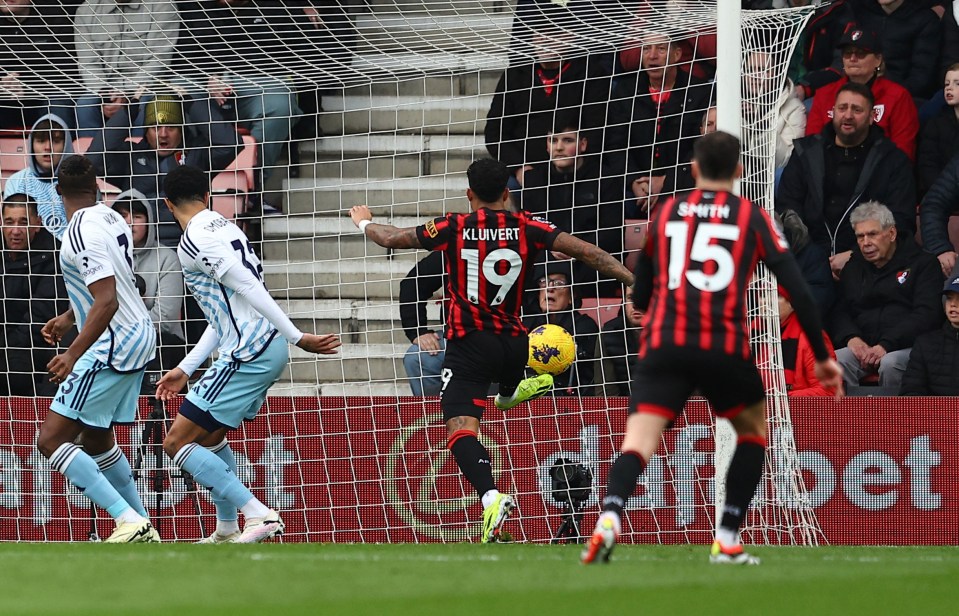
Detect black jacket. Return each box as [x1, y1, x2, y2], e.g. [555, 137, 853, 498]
[605, 69, 714, 187]
[849, 0, 941, 99]
[599, 312, 639, 397]
[830, 236, 944, 351]
[795, 0, 856, 97]
[775, 124, 916, 256]
[524, 310, 598, 396]
[917, 106, 959, 197]
[485, 57, 611, 169]
[919, 152, 959, 257]
[900, 322, 959, 395]
[0, 229, 72, 395]
[0, 4, 77, 94]
[399, 251, 446, 343]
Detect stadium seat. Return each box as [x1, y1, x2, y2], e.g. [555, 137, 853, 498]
[0, 134, 29, 188]
[97, 179, 122, 206]
[72, 136, 92, 155]
[624, 219, 648, 272]
[578, 297, 622, 329]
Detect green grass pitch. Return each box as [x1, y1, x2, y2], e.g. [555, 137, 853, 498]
[1, 544, 957, 615]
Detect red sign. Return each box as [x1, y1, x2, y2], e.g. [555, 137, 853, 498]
[0, 397, 955, 544]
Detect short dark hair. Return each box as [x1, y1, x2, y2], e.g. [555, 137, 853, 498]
[57, 155, 98, 196]
[467, 158, 510, 203]
[163, 165, 209, 207]
[552, 111, 579, 135]
[693, 131, 740, 181]
[2, 193, 38, 217]
[836, 81, 874, 109]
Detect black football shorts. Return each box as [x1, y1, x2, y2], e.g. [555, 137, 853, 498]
[439, 331, 529, 421]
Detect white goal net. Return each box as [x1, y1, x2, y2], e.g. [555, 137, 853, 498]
[0, 0, 820, 544]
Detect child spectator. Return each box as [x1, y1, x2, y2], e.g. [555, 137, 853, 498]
[776, 288, 840, 397]
[917, 63, 959, 196]
[2, 114, 74, 240]
[900, 276, 959, 396]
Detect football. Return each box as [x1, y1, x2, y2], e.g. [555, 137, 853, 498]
[528, 324, 576, 376]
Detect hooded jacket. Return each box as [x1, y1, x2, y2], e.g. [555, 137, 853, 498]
[830, 236, 944, 352]
[2, 114, 75, 240]
[116, 188, 186, 342]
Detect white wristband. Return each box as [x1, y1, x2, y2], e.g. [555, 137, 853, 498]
[358, 219, 371, 234]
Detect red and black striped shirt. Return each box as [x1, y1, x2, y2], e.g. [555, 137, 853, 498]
[416, 208, 560, 339]
[638, 189, 791, 359]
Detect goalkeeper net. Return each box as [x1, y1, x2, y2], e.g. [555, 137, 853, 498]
[0, 0, 820, 544]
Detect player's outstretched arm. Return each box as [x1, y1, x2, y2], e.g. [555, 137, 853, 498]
[41, 308, 75, 346]
[296, 333, 341, 354]
[350, 205, 422, 250]
[551, 232, 635, 287]
[156, 326, 220, 399]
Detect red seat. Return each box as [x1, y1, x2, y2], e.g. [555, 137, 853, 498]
[0, 136, 29, 188]
[579, 297, 622, 329]
[624, 219, 648, 272]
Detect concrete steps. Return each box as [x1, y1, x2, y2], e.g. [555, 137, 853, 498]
[282, 174, 469, 216]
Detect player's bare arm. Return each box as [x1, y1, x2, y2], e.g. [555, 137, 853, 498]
[296, 333, 342, 354]
[47, 277, 118, 382]
[349, 205, 423, 249]
[41, 308, 75, 346]
[551, 232, 634, 287]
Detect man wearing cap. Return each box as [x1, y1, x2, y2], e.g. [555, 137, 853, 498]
[804, 27, 918, 160]
[88, 93, 239, 246]
[900, 276, 959, 396]
[829, 201, 943, 393]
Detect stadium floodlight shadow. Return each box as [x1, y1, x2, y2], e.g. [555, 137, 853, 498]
[549, 457, 593, 544]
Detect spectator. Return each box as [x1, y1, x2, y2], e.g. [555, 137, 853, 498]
[0, 194, 71, 396]
[606, 33, 714, 215]
[485, 5, 611, 192]
[830, 201, 943, 393]
[599, 285, 643, 397]
[805, 28, 919, 160]
[111, 190, 186, 376]
[523, 262, 598, 396]
[88, 94, 239, 246]
[520, 116, 625, 297]
[918, 147, 959, 278]
[2, 114, 75, 241]
[400, 251, 446, 397]
[743, 50, 806, 172]
[847, 0, 941, 100]
[776, 288, 840, 397]
[0, 1, 77, 130]
[177, 0, 317, 186]
[900, 276, 959, 396]
[792, 0, 856, 97]
[917, 63, 959, 197]
[73, 0, 181, 138]
[777, 209, 836, 315]
[777, 82, 916, 279]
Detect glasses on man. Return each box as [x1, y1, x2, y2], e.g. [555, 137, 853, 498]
[538, 277, 569, 288]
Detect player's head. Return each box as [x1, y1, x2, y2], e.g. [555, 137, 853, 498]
[691, 131, 742, 184]
[163, 165, 209, 209]
[466, 158, 510, 209]
[850, 200, 897, 267]
[56, 155, 98, 203]
[832, 82, 873, 147]
[2, 193, 40, 252]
